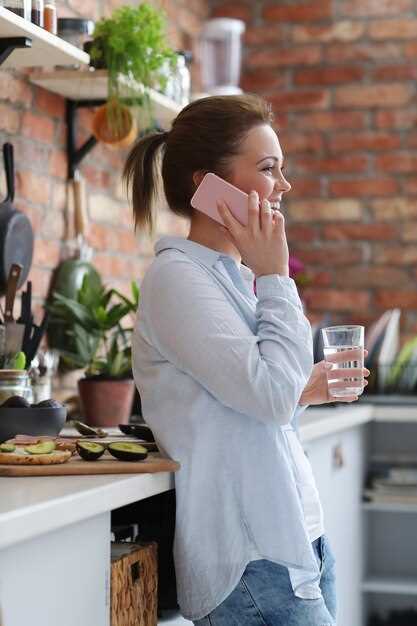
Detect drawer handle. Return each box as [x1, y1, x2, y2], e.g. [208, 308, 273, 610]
[131, 561, 141, 583]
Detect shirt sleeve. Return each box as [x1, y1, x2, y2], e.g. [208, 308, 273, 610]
[142, 259, 314, 427]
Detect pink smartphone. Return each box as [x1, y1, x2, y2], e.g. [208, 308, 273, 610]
[190, 172, 249, 226]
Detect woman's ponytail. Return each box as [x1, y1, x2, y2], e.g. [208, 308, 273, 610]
[123, 131, 168, 235]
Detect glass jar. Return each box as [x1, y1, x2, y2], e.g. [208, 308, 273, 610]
[0, 0, 27, 19]
[57, 18, 94, 49]
[43, 0, 56, 35]
[0, 370, 32, 405]
[175, 51, 192, 106]
[31, 0, 43, 26]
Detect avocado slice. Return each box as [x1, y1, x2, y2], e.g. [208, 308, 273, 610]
[108, 442, 148, 462]
[76, 441, 106, 461]
[25, 441, 55, 455]
[0, 443, 16, 453]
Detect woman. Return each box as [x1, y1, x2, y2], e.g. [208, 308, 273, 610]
[124, 94, 369, 626]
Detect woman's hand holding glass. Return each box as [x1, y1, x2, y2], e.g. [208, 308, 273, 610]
[217, 190, 289, 278]
[299, 349, 370, 406]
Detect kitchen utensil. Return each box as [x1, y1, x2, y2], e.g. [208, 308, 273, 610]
[24, 310, 49, 367]
[47, 170, 101, 352]
[0, 452, 180, 476]
[4, 262, 24, 355]
[17, 280, 33, 356]
[0, 406, 67, 443]
[0, 144, 34, 294]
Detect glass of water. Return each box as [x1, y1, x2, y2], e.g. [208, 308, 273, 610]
[321, 325, 365, 398]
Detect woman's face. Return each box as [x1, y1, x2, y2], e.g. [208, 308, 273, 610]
[226, 124, 291, 211]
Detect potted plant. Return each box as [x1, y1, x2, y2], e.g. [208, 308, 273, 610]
[47, 274, 140, 427]
[87, 3, 175, 147]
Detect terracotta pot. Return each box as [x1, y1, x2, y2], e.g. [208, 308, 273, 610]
[78, 378, 135, 427]
[92, 102, 137, 149]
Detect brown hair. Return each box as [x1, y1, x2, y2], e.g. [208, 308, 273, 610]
[123, 94, 274, 235]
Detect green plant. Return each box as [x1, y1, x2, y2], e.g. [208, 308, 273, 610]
[89, 3, 175, 133]
[47, 274, 139, 379]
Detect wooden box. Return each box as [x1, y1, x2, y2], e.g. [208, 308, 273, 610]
[111, 541, 158, 626]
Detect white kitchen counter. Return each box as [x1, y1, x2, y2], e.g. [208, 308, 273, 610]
[0, 401, 415, 626]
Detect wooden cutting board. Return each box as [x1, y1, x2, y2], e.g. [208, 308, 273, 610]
[0, 452, 180, 477]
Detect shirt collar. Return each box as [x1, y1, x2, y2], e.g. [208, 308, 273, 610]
[154, 236, 254, 280]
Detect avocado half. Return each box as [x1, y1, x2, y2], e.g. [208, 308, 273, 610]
[0, 443, 16, 453]
[25, 441, 55, 455]
[76, 441, 106, 461]
[108, 442, 148, 462]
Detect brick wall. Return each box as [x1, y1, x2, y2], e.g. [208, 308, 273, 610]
[211, 0, 417, 344]
[0, 0, 208, 324]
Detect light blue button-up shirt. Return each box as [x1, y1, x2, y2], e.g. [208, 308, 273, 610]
[132, 236, 323, 621]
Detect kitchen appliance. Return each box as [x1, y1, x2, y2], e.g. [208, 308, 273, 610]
[199, 18, 245, 95]
[4, 263, 24, 355]
[0, 144, 34, 293]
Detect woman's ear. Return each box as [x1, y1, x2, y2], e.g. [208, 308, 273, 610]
[192, 170, 207, 188]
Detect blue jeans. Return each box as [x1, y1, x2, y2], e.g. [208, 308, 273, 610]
[193, 534, 337, 626]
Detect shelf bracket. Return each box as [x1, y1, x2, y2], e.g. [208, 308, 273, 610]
[66, 98, 105, 179]
[0, 36, 31, 66]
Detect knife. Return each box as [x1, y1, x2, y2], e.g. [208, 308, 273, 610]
[4, 263, 25, 356]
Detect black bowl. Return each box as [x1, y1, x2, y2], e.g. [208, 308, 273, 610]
[0, 407, 67, 443]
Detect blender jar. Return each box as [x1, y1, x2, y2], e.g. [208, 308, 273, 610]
[199, 18, 246, 95]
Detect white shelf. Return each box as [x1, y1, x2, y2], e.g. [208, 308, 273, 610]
[0, 6, 89, 68]
[362, 501, 417, 513]
[30, 68, 182, 130]
[373, 405, 417, 422]
[362, 576, 417, 595]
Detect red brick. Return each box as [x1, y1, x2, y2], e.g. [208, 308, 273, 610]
[294, 154, 368, 174]
[371, 197, 417, 220]
[263, 0, 332, 22]
[278, 131, 323, 154]
[293, 245, 364, 265]
[49, 150, 67, 179]
[372, 65, 417, 82]
[67, 0, 100, 19]
[294, 66, 364, 86]
[334, 84, 413, 108]
[287, 178, 322, 197]
[309, 270, 332, 287]
[403, 179, 417, 195]
[21, 111, 55, 144]
[29, 267, 52, 299]
[240, 69, 287, 93]
[0, 72, 32, 106]
[290, 199, 362, 221]
[323, 223, 398, 241]
[244, 24, 287, 46]
[269, 90, 330, 112]
[34, 87, 65, 118]
[374, 108, 417, 129]
[401, 222, 417, 241]
[246, 46, 321, 69]
[212, 2, 253, 21]
[33, 239, 61, 268]
[330, 178, 398, 197]
[82, 165, 111, 189]
[292, 21, 365, 43]
[178, 7, 204, 35]
[326, 42, 403, 64]
[88, 224, 118, 251]
[294, 110, 366, 130]
[328, 131, 401, 152]
[375, 291, 417, 309]
[374, 244, 417, 264]
[369, 19, 417, 40]
[375, 153, 417, 174]
[333, 266, 409, 288]
[287, 224, 318, 243]
[339, 0, 412, 17]
[404, 41, 417, 59]
[304, 288, 370, 311]
[0, 104, 20, 133]
[17, 170, 50, 205]
[404, 131, 417, 148]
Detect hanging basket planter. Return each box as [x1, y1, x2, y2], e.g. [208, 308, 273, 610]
[92, 101, 138, 149]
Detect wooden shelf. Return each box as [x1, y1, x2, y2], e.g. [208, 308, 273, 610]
[0, 6, 89, 68]
[362, 576, 417, 595]
[30, 69, 182, 130]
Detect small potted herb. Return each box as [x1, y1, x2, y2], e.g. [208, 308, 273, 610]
[47, 274, 139, 426]
[87, 3, 175, 147]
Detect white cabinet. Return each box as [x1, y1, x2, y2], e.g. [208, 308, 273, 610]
[303, 424, 367, 626]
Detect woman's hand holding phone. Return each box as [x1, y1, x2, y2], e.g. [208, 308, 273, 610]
[217, 191, 289, 279]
